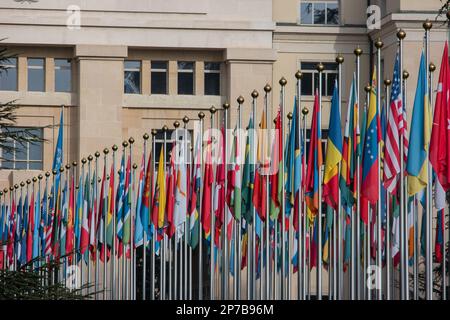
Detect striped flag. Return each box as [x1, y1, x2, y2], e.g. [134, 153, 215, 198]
[189, 133, 202, 249]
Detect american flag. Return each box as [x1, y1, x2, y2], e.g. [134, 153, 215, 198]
[383, 53, 401, 194]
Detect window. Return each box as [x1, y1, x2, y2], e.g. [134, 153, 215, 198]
[0, 57, 17, 91]
[124, 60, 141, 94]
[154, 129, 192, 168]
[28, 58, 45, 92]
[0, 127, 43, 170]
[55, 58, 72, 92]
[300, 62, 338, 96]
[178, 61, 194, 95]
[300, 1, 339, 25]
[151, 61, 168, 94]
[204, 62, 221, 96]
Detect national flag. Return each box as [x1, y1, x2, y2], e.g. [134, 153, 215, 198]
[323, 81, 342, 211]
[202, 135, 213, 241]
[152, 149, 166, 230]
[189, 133, 202, 249]
[269, 109, 282, 221]
[65, 174, 75, 260]
[242, 111, 255, 224]
[174, 136, 188, 240]
[122, 154, 132, 245]
[407, 52, 431, 196]
[80, 171, 90, 255]
[105, 163, 115, 247]
[253, 110, 268, 221]
[134, 154, 146, 247]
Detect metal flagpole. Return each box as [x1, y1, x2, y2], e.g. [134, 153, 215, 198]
[294, 72, 303, 300]
[129, 138, 136, 300]
[172, 120, 179, 301]
[251, 91, 258, 300]
[364, 84, 371, 300]
[286, 112, 293, 300]
[111, 144, 118, 300]
[316, 64, 324, 300]
[423, 19, 433, 301]
[384, 78, 392, 301]
[103, 149, 109, 299]
[151, 129, 157, 300]
[161, 125, 168, 300]
[301, 107, 309, 300]
[375, 38, 384, 301]
[279, 77, 287, 299]
[183, 116, 192, 300]
[336, 55, 344, 301]
[198, 111, 205, 300]
[94, 151, 100, 299]
[87, 155, 93, 296]
[142, 133, 149, 300]
[236, 96, 245, 300]
[264, 85, 271, 300]
[222, 103, 230, 300]
[354, 47, 363, 300]
[79, 160, 85, 293]
[209, 107, 217, 300]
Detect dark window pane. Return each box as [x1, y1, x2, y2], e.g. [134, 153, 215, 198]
[178, 73, 194, 95]
[55, 59, 71, 92]
[205, 73, 220, 95]
[178, 61, 194, 71]
[29, 162, 43, 170]
[152, 61, 167, 70]
[301, 72, 313, 95]
[327, 3, 339, 25]
[1, 161, 13, 169]
[313, 73, 326, 95]
[323, 62, 338, 71]
[313, 3, 326, 24]
[124, 61, 141, 94]
[300, 3, 313, 24]
[28, 58, 45, 92]
[29, 142, 42, 161]
[327, 73, 337, 96]
[205, 62, 220, 71]
[301, 62, 316, 70]
[0, 57, 17, 91]
[15, 161, 27, 170]
[15, 144, 27, 161]
[151, 72, 167, 94]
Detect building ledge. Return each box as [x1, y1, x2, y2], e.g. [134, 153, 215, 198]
[0, 91, 75, 107]
[123, 94, 224, 110]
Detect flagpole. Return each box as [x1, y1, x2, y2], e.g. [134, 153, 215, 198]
[236, 96, 244, 300]
[198, 111, 205, 300]
[94, 151, 100, 299]
[183, 116, 192, 300]
[102, 148, 109, 299]
[384, 78, 392, 301]
[161, 124, 168, 300]
[286, 112, 293, 300]
[364, 84, 371, 300]
[264, 85, 271, 300]
[221, 103, 229, 300]
[80, 159, 86, 293]
[172, 120, 179, 301]
[209, 106, 217, 300]
[423, 19, 433, 301]
[151, 129, 157, 300]
[301, 107, 309, 300]
[315, 64, 324, 300]
[141, 133, 149, 300]
[250, 91, 258, 300]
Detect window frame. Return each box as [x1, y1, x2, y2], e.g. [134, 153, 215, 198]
[27, 57, 46, 92]
[177, 61, 195, 95]
[299, 1, 340, 26]
[124, 60, 142, 94]
[54, 58, 72, 93]
[151, 60, 168, 95]
[0, 127, 44, 170]
[204, 62, 221, 96]
[154, 129, 193, 168]
[0, 57, 18, 91]
[299, 61, 338, 97]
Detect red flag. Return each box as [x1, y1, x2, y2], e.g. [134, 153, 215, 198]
[214, 128, 225, 248]
[165, 145, 176, 238]
[201, 139, 213, 241]
[26, 191, 35, 263]
[66, 175, 75, 262]
[252, 111, 268, 221]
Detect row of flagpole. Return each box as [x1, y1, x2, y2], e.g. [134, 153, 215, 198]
[0, 19, 449, 300]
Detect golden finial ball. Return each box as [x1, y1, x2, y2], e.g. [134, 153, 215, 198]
[45, 171, 50, 177]
[112, 144, 118, 152]
[210, 106, 217, 114]
[287, 112, 293, 120]
[198, 111, 205, 119]
[173, 120, 180, 128]
[26, 179, 31, 185]
[129, 137, 135, 144]
[302, 107, 309, 115]
[237, 96, 245, 104]
[264, 83, 272, 93]
[52, 169, 57, 175]
[183, 116, 190, 123]
[143, 133, 150, 140]
[384, 79, 391, 86]
[162, 125, 169, 132]
[81, 158, 87, 164]
[279, 77, 287, 86]
[103, 148, 109, 155]
[222, 103, 230, 110]
[3, 188, 8, 193]
[38, 174, 43, 180]
[354, 47, 363, 56]
[88, 155, 93, 161]
[295, 71, 302, 80]
[374, 38, 383, 49]
[364, 85, 372, 92]
[397, 29, 406, 40]
[95, 151, 100, 158]
[59, 167, 64, 173]
[336, 55, 344, 64]
[14, 184, 19, 189]
[0, 191, 3, 196]
[423, 20, 432, 30]
[403, 70, 409, 80]
[151, 129, 158, 136]
[72, 161, 77, 167]
[429, 63, 436, 72]
[251, 90, 259, 99]
[122, 140, 129, 148]
[132, 163, 138, 170]
[65, 164, 70, 170]
[316, 63, 324, 72]
[32, 177, 37, 183]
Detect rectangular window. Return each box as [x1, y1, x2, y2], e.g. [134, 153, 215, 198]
[204, 62, 221, 96]
[55, 58, 72, 92]
[300, 61, 338, 96]
[0, 57, 17, 91]
[300, 1, 339, 25]
[151, 61, 168, 94]
[154, 129, 192, 168]
[28, 58, 45, 92]
[178, 61, 194, 95]
[0, 127, 43, 170]
[124, 60, 141, 94]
